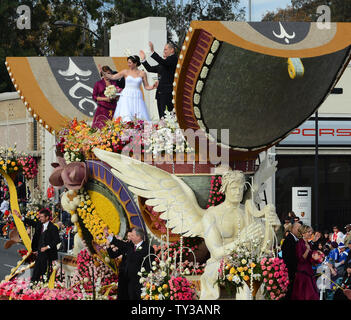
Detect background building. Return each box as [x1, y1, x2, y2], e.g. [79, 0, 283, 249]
[275, 63, 351, 231]
[0, 92, 56, 200]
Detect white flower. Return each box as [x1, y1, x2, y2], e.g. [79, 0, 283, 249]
[205, 53, 214, 65]
[200, 66, 209, 79]
[152, 266, 157, 271]
[211, 40, 220, 53]
[196, 80, 204, 93]
[140, 267, 146, 273]
[194, 93, 201, 105]
[161, 271, 167, 277]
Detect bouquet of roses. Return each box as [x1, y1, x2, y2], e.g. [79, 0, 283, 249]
[260, 257, 289, 300]
[19, 155, 38, 180]
[104, 85, 120, 100]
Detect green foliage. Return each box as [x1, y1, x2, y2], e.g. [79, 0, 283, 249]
[262, 0, 351, 22]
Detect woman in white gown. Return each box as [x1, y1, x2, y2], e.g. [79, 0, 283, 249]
[100, 55, 155, 122]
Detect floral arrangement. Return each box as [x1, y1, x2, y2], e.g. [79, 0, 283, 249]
[73, 189, 110, 245]
[206, 175, 224, 208]
[57, 110, 193, 161]
[71, 249, 118, 296]
[0, 146, 38, 179]
[217, 243, 262, 296]
[0, 278, 83, 300]
[25, 209, 39, 221]
[139, 255, 197, 300]
[18, 155, 38, 179]
[1, 210, 15, 236]
[104, 85, 121, 99]
[0, 249, 119, 300]
[260, 257, 289, 300]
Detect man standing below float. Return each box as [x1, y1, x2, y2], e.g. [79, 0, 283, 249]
[140, 41, 178, 119]
[105, 227, 154, 300]
[13, 208, 60, 283]
[281, 222, 300, 300]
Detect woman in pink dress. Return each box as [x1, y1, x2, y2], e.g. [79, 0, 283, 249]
[291, 224, 320, 300]
[92, 65, 123, 129]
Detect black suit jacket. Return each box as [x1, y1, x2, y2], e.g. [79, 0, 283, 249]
[110, 237, 154, 299]
[281, 232, 298, 275]
[24, 218, 60, 261]
[142, 52, 178, 98]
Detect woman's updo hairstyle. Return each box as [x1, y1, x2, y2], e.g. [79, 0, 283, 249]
[127, 55, 141, 67]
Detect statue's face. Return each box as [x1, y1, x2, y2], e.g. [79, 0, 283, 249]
[225, 181, 244, 203]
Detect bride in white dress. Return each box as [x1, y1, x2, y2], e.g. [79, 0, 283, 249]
[100, 55, 156, 122]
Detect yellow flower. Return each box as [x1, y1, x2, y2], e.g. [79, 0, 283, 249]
[158, 287, 162, 293]
[154, 295, 159, 300]
[243, 275, 249, 281]
[162, 284, 168, 290]
[11, 161, 16, 166]
[250, 263, 256, 268]
[14, 167, 18, 171]
[229, 267, 236, 274]
[237, 267, 243, 273]
[2, 165, 6, 170]
[0, 161, 3, 165]
[227, 275, 233, 282]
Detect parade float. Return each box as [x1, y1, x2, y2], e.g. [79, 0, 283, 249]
[2, 21, 351, 300]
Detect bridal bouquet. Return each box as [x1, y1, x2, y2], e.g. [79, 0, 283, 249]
[104, 85, 119, 99]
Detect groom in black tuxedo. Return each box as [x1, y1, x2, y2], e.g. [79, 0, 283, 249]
[14, 208, 60, 282]
[140, 41, 178, 118]
[281, 222, 300, 299]
[106, 227, 154, 300]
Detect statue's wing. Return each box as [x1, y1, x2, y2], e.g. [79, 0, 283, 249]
[93, 148, 206, 237]
[250, 156, 277, 205]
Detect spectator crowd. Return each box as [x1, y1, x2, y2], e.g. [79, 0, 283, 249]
[279, 211, 351, 300]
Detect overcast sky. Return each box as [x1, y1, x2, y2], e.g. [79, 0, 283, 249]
[242, 0, 292, 21]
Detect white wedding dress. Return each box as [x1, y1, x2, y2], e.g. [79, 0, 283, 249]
[113, 75, 150, 122]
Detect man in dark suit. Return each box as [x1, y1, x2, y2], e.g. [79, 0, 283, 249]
[281, 222, 300, 299]
[14, 208, 60, 282]
[105, 226, 154, 300]
[106, 228, 132, 300]
[140, 41, 178, 118]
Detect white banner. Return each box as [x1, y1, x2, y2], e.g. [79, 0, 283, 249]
[292, 187, 312, 225]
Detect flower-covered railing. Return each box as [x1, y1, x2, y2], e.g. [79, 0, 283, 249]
[57, 110, 194, 163]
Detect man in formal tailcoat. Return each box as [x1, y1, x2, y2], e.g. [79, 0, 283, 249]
[281, 222, 300, 299]
[105, 226, 154, 300]
[140, 41, 178, 118]
[14, 208, 60, 282]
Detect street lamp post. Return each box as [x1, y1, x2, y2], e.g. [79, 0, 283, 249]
[53, 20, 109, 56]
[248, 0, 252, 22]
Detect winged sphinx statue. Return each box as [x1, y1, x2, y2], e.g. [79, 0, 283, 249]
[93, 148, 281, 300]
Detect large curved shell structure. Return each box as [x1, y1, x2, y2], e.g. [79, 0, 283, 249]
[174, 21, 351, 160]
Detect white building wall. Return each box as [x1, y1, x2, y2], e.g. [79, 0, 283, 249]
[110, 17, 168, 121]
